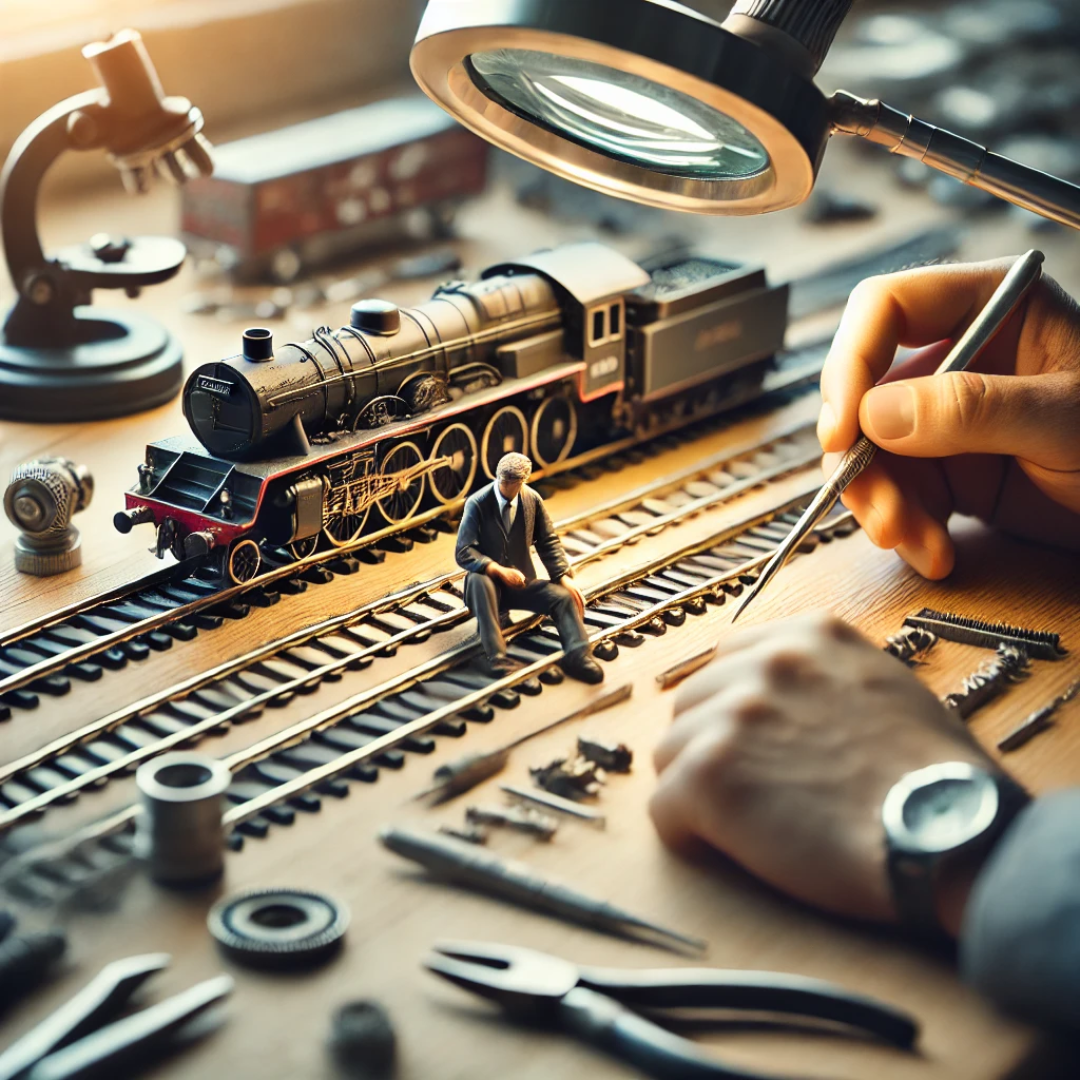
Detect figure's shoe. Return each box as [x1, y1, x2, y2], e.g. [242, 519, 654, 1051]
[560, 649, 604, 685]
[479, 654, 522, 679]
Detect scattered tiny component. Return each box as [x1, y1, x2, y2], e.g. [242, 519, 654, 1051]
[391, 247, 462, 281]
[424, 942, 919, 1078]
[466, 805, 559, 842]
[438, 823, 489, 846]
[0, 929, 67, 1011]
[577, 735, 633, 773]
[208, 887, 349, 969]
[805, 188, 878, 225]
[413, 684, 631, 804]
[328, 1000, 397, 1079]
[904, 608, 1067, 661]
[943, 645, 1031, 721]
[379, 826, 706, 954]
[997, 677, 1080, 753]
[135, 753, 231, 886]
[0, 952, 232, 1080]
[657, 646, 717, 690]
[4, 459, 93, 576]
[529, 756, 604, 801]
[883, 626, 938, 666]
[500, 784, 606, 828]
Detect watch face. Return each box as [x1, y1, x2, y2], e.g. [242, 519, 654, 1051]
[884, 763, 1001, 854]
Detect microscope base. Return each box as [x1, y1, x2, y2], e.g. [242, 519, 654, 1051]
[0, 306, 183, 422]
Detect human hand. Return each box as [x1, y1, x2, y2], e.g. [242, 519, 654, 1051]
[488, 563, 526, 589]
[649, 614, 997, 932]
[818, 257, 1080, 579]
[559, 576, 586, 620]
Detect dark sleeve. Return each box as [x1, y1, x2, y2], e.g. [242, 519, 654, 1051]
[959, 789, 1080, 1032]
[455, 497, 491, 575]
[531, 491, 570, 582]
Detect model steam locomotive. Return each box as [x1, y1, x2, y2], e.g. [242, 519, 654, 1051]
[115, 242, 788, 582]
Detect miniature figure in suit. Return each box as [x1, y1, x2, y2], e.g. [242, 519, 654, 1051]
[455, 452, 603, 684]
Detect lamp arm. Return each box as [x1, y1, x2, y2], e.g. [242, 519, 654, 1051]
[0, 90, 104, 297]
[830, 90, 1080, 232]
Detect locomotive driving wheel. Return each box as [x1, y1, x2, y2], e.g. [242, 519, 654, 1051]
[376, 440, 424, 524]
[480, 405, 528, 479]
[323, 505, 370, 548]
[287, 534, 319, 560]
[530, 395, 578, 469]
[428, 423, 478, 504]
[226, 538, 262, 584]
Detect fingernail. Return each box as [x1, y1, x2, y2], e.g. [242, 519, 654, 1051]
[864, 384, 915, 441]
[817, 402, 837, 447]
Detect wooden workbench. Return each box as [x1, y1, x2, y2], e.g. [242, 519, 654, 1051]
[1, 140, 1078, 1080]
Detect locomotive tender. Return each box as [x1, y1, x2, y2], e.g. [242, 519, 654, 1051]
[115, 242, 788, 583]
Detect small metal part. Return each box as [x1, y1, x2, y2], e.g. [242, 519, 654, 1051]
[413, 684, 632, 804]
[0, 930, 67, 1008]
[379, 826, 706, 955]
[4, 458, 94, 576]
[328, 1000, 397, 1078]
[883, 626, 938, 666]
[439, 823, 489, 845]
[657, 646, 717, 690]
[501, 784, 606, 827]
[208, 887, 349, 969]
[135, 753, 231, 886]
[529, 756, 604, 800]
[577, 736, 633, 773]
[466, 805, 558, 841]
[904, 609, 1067, 661]
[997, 677, 1080, 753]
[943, 645, 1030, 721]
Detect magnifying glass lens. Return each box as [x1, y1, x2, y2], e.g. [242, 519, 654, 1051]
[468, 48, 770, 180]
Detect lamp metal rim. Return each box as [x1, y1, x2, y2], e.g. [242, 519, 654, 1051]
[411, 0, 831, 215]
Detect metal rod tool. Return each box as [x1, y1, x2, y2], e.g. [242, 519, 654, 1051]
[379, 825, 705, 955]
[731, 248, 1046, 623]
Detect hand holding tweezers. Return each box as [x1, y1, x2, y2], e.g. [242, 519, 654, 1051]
[0, 952, 232, 1080]
[425, 941, 918, 1080]
[731, 248, 1045, 623]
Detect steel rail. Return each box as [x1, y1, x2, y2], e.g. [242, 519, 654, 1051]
[0, 495, 855, 883]
[0, 349, 825, 675]
[0, 430, 819, 825]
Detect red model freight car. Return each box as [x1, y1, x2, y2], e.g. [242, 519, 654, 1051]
[181, 96, 489, 282]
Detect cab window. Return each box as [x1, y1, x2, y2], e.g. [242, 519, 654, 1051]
[590, 307, 606, 345]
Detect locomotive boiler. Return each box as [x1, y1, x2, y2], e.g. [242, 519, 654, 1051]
[116, 242, 788, 583]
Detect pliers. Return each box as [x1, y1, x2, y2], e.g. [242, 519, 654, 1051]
[425, 941, 919, 1080]
[0, 953, 232, 1080]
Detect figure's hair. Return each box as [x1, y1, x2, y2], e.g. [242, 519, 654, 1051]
[496, 452, 532, 482]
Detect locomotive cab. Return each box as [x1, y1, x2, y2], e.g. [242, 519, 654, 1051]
[482, 243, 649, 402]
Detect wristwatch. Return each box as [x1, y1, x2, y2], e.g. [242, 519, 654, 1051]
[882, 761, 1030, 937]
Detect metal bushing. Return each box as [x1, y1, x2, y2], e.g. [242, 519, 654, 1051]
[135, 753, 231, 886]
[208, 888, 349, 969]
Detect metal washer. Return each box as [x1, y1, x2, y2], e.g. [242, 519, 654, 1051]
[208, 887, 349, 968]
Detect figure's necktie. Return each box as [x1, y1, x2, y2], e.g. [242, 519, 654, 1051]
[501, 500, 512, 534]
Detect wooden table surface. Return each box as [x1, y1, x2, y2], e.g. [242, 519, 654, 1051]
[1, 139, 1078, 1080]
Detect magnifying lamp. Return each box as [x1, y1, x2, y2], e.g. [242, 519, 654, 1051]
[409, 0, 1080, 228]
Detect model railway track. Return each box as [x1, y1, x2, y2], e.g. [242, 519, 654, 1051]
[0, 488, 857, 905]
[0, 421, 823, 830]
[0, 346, 826, 714]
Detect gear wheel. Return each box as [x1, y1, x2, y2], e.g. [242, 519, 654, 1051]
[208, 887, 349, 969]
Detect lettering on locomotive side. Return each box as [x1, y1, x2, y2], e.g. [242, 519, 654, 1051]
[589, 355, 620, 379]
[196, 376, 233, 397]
[695, 320, 743, 351]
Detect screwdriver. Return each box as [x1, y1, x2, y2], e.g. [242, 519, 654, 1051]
[411, 683, 632, 804]
[379, 825, 706, 955]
